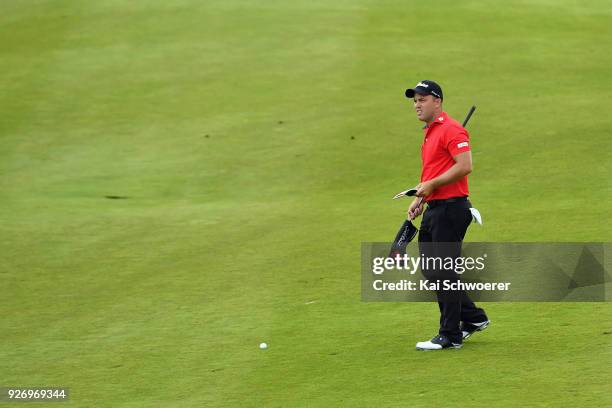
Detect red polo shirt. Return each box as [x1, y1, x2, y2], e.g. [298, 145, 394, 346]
[421, 111, 470, 201]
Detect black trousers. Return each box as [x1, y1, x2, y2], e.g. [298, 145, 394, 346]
[418, 198, 487, 343]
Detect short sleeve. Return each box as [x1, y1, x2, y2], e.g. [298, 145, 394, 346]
[446, 126, 471, 157]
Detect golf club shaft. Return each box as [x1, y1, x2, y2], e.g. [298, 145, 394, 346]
[462, 105, 476, 127]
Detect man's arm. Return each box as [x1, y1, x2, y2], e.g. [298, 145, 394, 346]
[415, 151, 472, 197]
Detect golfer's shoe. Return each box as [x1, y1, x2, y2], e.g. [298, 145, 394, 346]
[416, 335, 462, 351]
[461, 320, 490, 340]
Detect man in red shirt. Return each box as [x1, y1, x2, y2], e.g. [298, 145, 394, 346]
[404, 80, 489, 350]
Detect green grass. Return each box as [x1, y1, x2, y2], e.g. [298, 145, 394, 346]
[1, 0, 611, 406]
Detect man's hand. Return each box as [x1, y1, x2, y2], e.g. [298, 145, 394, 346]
[407, 197, 424, 220]
[416, 180, 437, 197]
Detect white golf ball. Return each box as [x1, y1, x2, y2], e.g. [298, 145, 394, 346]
[259, 342, 268, 349]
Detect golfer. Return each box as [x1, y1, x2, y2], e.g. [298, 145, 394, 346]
[404, 80, 489, 350]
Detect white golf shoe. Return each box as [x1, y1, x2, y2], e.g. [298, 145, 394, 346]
[461, 320, 490, 340]
[416, 335, 462, 351]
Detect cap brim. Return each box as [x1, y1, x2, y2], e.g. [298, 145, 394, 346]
[405, 88, 430, 98]
[405, 89, 443, 100]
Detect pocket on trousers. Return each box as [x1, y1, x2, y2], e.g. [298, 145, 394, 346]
[444, 205, 472, 240]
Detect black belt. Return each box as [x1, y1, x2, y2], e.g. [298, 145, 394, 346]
[426, 196, 469, 208]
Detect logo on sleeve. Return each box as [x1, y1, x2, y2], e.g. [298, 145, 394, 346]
[457, 142, 469, 148]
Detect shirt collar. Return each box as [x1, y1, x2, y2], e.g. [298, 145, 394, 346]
[423, 111, 448, 130]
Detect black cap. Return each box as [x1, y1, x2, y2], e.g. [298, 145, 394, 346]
[405, 80, 443, 100]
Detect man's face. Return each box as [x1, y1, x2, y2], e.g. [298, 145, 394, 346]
[413, 94, 441, 122]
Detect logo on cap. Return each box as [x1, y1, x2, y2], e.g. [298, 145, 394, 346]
[416, 82, 429, 88]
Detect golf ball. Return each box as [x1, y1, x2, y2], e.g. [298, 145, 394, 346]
[259, 342, 268, 349]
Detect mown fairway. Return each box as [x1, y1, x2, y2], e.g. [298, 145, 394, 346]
[1, 1, 611, 407]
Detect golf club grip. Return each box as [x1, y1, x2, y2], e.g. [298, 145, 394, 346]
[405, 197, 425, 221]
[462, 105, 476, 127]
